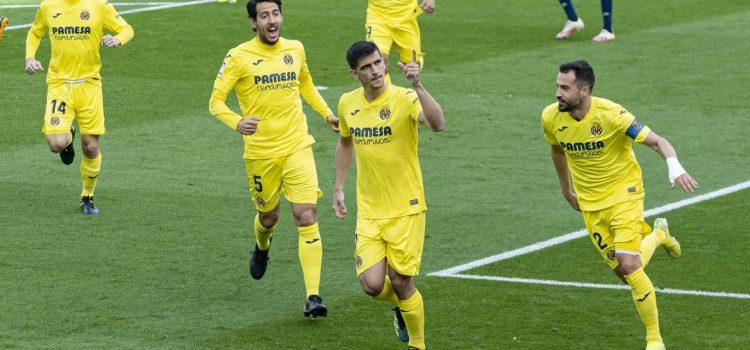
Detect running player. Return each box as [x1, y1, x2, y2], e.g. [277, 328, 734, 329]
[333, 41, 445, 350]
[209, 0, 338, 318]
[542, 60, 698, 350]
[25, 0, 134, 214]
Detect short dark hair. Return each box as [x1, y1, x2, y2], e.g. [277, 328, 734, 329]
[559, 60, 595, 92]
[346, 41, 380, 69]
[247, 0, 282, 19]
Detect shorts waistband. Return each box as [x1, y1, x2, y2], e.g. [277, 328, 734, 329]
[64, 79, 86, 84]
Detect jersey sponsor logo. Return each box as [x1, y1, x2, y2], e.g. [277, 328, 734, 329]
[253, 71, 297, 91]
[52, 13, 62, 18]
[350, 126, 393, 145]
[379, 108, 391, 120]
[283, 54, 294, 65]
[252, 59, 263, 65]
[350, 109, 360, 116]
[80, 10, 91, 21]
[559, 141, 605, 159]
[52, 26, 92, 35]
[590, 122, 603, 136]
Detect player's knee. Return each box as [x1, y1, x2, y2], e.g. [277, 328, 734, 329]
[389, 275, 413, 295]
[617, 260, 640, 276]
[359, 277, 384, 297]
[293, 208, 317, 227]
[258, 211, 279, 227]
[81, 144, 99, 158]
[47, 142, 66, 153]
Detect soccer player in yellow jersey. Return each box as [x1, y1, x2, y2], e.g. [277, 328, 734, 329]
[209, 0, 338, 318]
[333, 41, 445, 350]
[366, 0, 435, 82]
[25, 0, 134, 215]
[541, 61, 699, 350]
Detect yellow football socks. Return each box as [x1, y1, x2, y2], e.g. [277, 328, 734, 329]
[298, 223, 322, 297]
[625, 267, 662, 343]
[375, 276, 400, 305]
[640, 230, 664, 268]
[254, 214, 274, 250]
[80, 152, 101, 197]
[398, 289, 426, 350]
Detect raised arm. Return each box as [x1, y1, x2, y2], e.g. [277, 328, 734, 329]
[641, 131, 698, 193]
[399, 49, 444, 132]
[550, 144, 580, 211]
[332, 136, 354, 219]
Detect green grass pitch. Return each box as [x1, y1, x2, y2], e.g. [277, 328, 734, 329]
[1, 0, 749, 348]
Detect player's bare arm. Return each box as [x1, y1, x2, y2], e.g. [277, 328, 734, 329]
[332, 136, 354, 219]
[399, 50, 444, 132]
[642, 131, 698, 193]
[550, 144, 580, 211]
[420, 0, 436, 14]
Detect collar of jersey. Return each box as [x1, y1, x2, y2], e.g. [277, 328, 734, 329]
[360, 84, 392, 107]
[566, 96, 600, 123]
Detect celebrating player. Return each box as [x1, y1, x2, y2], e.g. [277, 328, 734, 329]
[365, 0, 435, 82]
[555, 0, 615, 42]
[541, 60, 698, 350]
[209, 0, 338, 318]
[333, 41, 444, 350]
[25, 0, 134, 215]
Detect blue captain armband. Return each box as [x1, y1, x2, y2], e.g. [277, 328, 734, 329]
[625, 119, 646, 139]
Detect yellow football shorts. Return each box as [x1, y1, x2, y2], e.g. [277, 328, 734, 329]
[581, 199, 653, 269]
[366, 16, 425, 66]
[354, 212, 426, 277]
[42, 81, 105, 135]
[244, 146, 322, 213]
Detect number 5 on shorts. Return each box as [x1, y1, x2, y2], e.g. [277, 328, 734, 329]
[253, 175, 263, 192]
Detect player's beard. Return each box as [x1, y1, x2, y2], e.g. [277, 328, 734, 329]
[558, 91, 582, 112]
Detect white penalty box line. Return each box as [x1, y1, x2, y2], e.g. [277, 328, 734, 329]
[4, 0, 215, 31]
[429, 180, 750, 300]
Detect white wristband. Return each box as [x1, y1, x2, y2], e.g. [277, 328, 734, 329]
[666, 157, 686, 183]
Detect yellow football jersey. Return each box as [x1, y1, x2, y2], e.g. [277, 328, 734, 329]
[367, 0, 422, 22]
[541, 97, 652, 211]
[339, 84, 426, 219]
[210, 37, 332, 160]
[26, 0, 134, 85]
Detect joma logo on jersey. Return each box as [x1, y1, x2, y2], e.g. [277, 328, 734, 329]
[349, 126, 393, 138]
[559, 141, 605, 151]
[254, 71, 297, 85]
[52, 26, 92, 34]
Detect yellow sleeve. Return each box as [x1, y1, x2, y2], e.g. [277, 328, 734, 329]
[338, 96, 351, 137]
[541, 113, 557, 145]
[103, 2, 134, 45]
[615, 107, 651, 143]
[405, 89, 422, 122]
[209, 54, 244, 130]
[298, 48, 333, 121]
[25, 7, 48, 60]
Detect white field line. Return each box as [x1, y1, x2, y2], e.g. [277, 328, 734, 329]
[430, 179, 750, 277]
[1, 3, 173, 9]
[5, 0, 214, 31]
[444, 274, 750, 300]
